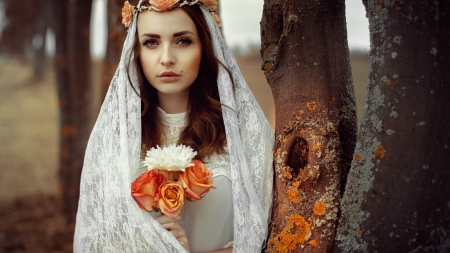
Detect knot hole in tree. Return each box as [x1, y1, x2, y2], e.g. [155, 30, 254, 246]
[286, 138, 309, 178]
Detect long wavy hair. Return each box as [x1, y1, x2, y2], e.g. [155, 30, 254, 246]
[127, 4, 232, 159]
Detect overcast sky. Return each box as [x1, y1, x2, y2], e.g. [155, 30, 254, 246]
[221, 0, 370, 51]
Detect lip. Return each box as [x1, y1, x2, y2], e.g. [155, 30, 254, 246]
[158, 71, 181, 83]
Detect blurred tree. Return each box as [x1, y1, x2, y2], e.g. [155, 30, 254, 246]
[102, 0, 129, 96]
[0, 0, 50, 79]
[32, 0, 50, 79]
[260, 0, 357, 252]
[51, 0, 94, 228]
[333, 0, 450, 252]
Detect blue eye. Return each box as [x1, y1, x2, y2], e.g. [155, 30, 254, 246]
[143, 39, 158, 47]
[177, 38, 192, 46]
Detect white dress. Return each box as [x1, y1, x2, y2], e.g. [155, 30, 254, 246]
[158, 108, 234, 253]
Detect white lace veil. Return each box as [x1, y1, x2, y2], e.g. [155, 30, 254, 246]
[73, 2, 274, 252]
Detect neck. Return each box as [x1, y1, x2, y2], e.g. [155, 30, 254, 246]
[157, 92, 189, 114]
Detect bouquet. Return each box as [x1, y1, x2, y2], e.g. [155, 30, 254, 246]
[131, 144, 215, 217]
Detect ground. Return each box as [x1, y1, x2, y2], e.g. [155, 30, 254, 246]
[0, 52, 368, 252]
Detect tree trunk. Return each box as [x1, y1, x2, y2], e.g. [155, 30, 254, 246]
[102, 0, 127, 96]
[260, 0, 357, 252]
[334, 0, 450, 252]
[53, 0, 93, 227]
[33, 0, 49, 79]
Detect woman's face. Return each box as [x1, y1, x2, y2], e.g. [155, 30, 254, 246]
[137, 8, 202, 102]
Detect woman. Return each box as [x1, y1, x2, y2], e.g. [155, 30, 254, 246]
[73, 0, 274, 252]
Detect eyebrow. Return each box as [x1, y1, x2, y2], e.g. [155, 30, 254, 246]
[141, 30, 194, 39]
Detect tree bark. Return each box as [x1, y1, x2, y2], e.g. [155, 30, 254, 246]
[261, 0, 357, 252]
[52, 0, 94, 227]
[334, 0, 450, 252]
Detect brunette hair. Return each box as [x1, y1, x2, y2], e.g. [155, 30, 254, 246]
[127, 5, 231, 159]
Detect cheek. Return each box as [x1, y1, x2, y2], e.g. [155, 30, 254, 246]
[139, 51, 156, 80]
[187, 48, 202, 74]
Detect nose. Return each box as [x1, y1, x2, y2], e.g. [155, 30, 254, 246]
[160, 45, 175, 66]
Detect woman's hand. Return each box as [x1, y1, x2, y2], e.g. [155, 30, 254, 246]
[155, 215, 190, 252]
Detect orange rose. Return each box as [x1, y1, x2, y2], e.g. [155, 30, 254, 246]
[131, 170, 163, 211]
[149, 0, 179, 11]
[157, 181, 185, 217]
[178, 159, 215, 200]
[122, 1, 135, 27]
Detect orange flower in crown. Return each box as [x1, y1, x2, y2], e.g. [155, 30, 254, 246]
[121, 0, 221, 28]
[201, 0, 218, 10]
[122, 1, 135, 27]
[149, 0, 179, 11]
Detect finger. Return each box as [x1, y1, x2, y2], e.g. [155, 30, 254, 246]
[178, 237, 189, 251]
[168, 229, 185, 239]
[161, 221, 182, 231]
[154, 215, 181, 224]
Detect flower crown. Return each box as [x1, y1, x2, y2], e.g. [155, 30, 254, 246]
[122, 0, 221, 28]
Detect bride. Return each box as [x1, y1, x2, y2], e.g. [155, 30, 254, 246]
[73, 0, 274, 252]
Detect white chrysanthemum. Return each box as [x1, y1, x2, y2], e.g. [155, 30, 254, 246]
[142, 144, 197, 171]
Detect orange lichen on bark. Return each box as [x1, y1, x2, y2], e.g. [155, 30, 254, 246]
[59, 99, 67, 107]
[354, 153, 362, 161]
[309, 240, 318, 247]
[312, 142, 322, 151]
[60, 148, 69, 159]
[299, 110, 304, 115]
[331, 96, 336, 103]
[306, 101, 317, 111]
[61, 125, 77, 137]
[287, 189, 300, 204]
[311, 136, 319, 141]
[282, 138, 287, 143]
[386, 78, 392, 86]
[375, 144, 387, 158]
[268, 214, 311, 253]
[293, 181, 301, 187]
[358, 229, 363, 235]
[314, 201, 326, 215]
[283, 171, 293, 179]
[263, 62, 272, 79]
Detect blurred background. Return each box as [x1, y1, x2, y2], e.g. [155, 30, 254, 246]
[0, 0, 368, 252]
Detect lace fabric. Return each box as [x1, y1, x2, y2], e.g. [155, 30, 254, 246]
[73, 3, 274, 252]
